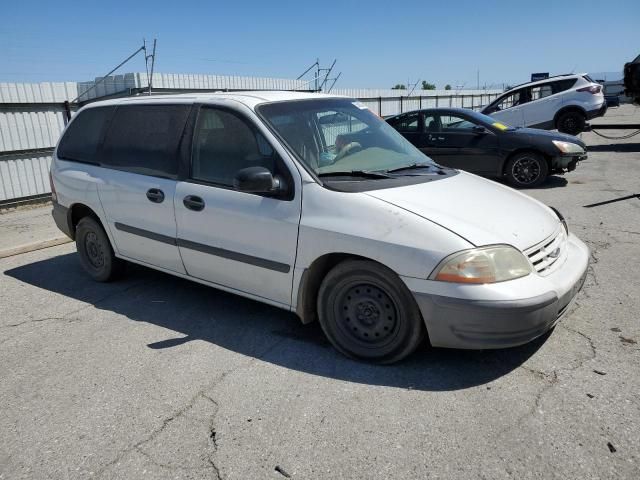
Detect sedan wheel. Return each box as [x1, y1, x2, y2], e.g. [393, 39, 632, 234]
[505, 152, 548, 188]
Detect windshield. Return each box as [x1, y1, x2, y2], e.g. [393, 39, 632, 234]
[257, 98, 436, 176]
[467, 108, 515, 130]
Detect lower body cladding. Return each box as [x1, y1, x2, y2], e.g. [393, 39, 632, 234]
[404, 233, 589, 349]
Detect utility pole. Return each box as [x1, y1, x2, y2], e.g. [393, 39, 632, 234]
[297, 59, 337, 92]
[407, 79, 421, 96]
[144, 39, 157, 95]
[68, 43, 147, 107]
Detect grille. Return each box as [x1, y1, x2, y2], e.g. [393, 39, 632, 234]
[526, 228, 567, 274]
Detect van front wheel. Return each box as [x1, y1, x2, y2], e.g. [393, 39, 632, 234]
[317, 260, 425, 364]
[76, 217, 124, 282]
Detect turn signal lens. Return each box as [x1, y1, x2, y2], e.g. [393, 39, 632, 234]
[430, 246, 532, 284]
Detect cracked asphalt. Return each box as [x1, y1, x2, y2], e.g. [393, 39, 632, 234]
[1, 106, 639, 479]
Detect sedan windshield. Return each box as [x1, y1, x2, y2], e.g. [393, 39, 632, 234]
[463, 110, 515, 130]
[257, 98, 436, 177]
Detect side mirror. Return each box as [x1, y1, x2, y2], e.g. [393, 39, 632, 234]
[472, 125, 488, 134]
[234, 166, 282, 194]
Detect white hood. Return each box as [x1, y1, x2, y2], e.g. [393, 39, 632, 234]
[365, 172, 559, 251]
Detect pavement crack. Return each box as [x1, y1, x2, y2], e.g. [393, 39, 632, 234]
[2, 316, 65, 329]
[95, 337, 288, 479]
[559, 324, 597, 361]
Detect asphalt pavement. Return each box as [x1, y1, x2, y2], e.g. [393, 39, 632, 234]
[1, 105, 639, 479]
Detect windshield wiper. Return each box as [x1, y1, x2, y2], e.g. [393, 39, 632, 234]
[317, 170, 393, 179]
[385, 163, 444, 174]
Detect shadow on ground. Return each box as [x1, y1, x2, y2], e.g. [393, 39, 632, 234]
[491, 175, 568, 190]
[5, 253, 549, 392]
[587, 142, 640, 153]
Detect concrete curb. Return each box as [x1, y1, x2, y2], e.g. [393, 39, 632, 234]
[0, 237, 72, 259]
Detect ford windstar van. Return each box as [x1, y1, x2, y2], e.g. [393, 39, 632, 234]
[51, 92, 589, 363]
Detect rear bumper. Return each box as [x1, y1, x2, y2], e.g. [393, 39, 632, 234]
[52, 201, 73, 239]
[406, 233, 589, 349]
[587, 102, 607, 120]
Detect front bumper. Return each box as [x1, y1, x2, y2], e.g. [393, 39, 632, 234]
[404, 233, 589, 349]
[551, 153, 587, 172]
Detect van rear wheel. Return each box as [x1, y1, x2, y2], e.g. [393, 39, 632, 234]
[76, 217, 124, 282]
[317, 260, 425, 364]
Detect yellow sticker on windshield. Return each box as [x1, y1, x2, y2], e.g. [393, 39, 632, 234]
[493, 122, 509, 131]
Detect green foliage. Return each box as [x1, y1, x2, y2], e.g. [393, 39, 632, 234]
[421, 81, 436, 90]
[444, 84, 452, 90]
[391, 84, 407, 90]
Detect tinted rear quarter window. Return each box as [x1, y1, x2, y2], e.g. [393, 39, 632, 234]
[552, 79, 578, 94]
[100, 104, 191, 178]
[57, 106, 115, 164]
[389, 112, 419, 133]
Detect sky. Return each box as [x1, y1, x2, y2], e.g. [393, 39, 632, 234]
[1, 0, 639, 89]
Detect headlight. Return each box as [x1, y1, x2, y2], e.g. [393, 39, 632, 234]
[429, 245, 532, 284]
[549, 206, 569, 233]
[552, 140, 584, 154]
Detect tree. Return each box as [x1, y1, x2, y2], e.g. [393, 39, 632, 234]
[444, 84, 452, 90]
[421, 81, 436, 90]
[391, 84, 407, 90]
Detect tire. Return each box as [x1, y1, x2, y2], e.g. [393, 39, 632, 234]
[556, 110, 586, 135]
[317, 259, 425, 364]
[505, 151, 549, 188]
[75, 217, 124, 282]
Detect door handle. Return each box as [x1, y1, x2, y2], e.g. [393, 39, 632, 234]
[183, 195, 205, 211]
[146, 188, 165, 203]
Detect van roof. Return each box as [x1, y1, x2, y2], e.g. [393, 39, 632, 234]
[83, 90, 345, 109]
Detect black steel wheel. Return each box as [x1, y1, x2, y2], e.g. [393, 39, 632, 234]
[556, 111, 586, 135]
[317, 260, 425, 364]
[76, 217, 124, 282]
[505, 152, 548, 188]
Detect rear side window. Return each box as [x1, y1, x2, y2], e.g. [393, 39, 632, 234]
[388, 113, 419, 133]
[552, 79, 578, 93]
[100, 104, 191, 178]
[57, 107, 114, 164]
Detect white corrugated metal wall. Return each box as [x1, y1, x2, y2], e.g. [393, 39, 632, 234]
[0, 74, 502, 203]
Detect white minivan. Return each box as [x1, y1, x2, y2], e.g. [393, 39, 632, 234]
[51, 92, 589, 363]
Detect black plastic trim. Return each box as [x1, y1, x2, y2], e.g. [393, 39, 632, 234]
[113, 222, 290, 273]
[114, 222, 177, 245]
[176, 238, 290, 273]
[52, 201, 73, 239]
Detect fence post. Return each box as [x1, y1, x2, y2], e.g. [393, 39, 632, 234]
[435, 95, 438, 107]
[400, 95, 403, 113]
[378, 97, 382, 116]
[419, 96, 422, 109]
[63, 101, 72, 124]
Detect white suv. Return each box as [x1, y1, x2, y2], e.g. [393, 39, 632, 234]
[50, 92, 589, 363]
[482, 74, 606, 135]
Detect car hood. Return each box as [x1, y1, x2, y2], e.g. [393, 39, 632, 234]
[508, 128, 587, 149]
[365, 171, 560, 251]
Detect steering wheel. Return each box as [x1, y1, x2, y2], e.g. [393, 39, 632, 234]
[334, 142, 363, 162]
